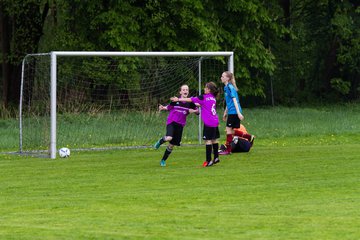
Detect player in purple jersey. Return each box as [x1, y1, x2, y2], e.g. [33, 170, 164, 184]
[154, 85, 199, 167]
[171, 82, 220, 167]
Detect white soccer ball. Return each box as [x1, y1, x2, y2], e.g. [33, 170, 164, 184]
[59, 147, 70, 158]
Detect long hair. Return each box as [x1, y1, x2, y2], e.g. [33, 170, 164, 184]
[224, 71, 238, 91]
[205, 82, 219, 98]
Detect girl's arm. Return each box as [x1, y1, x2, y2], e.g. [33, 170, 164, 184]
[190, 103, 200, 115]
[233, 98, 244, 121]
[170, 96, 192, 102]
[158, 104, 168, 111]
[189, 107, 199, 114]
[223, 106, 228, 121]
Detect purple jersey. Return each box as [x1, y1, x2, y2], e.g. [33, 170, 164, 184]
[191, 93, 219, 127]
[166, 101, 197, 127]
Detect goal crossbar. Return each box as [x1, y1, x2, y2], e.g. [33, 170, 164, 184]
[52, 51, 234, 57]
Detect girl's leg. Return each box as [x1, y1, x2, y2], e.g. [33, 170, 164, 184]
[161, 144, 173, 161]
[154, 136, 172, 149]
[212, 140, 220, 164]
[234, 129, 254, 142]
[220, 127, 234, 154]
[206, 144, 212, 162]
[203, 140, 213, 166]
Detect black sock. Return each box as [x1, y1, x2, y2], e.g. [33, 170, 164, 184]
[206, 144, 212, 162]
[162, 146, 172, 161]
[159, 137, 165, 145]
[213, 143, 219, 159]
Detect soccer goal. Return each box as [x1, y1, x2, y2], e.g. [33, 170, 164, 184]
[20, 51, 234, 158]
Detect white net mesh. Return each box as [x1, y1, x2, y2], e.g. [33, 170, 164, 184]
[20, 53, 229, 156]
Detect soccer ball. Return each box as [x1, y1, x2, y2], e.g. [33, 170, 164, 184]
[59, 147, 70, 158]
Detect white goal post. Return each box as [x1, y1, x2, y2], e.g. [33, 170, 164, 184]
[20, 51, 234, 159]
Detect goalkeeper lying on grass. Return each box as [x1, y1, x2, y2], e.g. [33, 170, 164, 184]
[219, 124, 255, 153]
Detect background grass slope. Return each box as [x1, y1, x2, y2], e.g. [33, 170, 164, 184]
[1, 103, 360, 151]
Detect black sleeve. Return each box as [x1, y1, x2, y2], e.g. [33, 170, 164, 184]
[169, 101, 177, 106]
[197, 95, 204, 100]
[189, 102, 197, 109]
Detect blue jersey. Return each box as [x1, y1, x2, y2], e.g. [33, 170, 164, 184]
[224, 83, 242, 114]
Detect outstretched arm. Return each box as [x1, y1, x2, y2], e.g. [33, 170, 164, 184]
[170, 96, 192, 102]
[189, 108, 199, 114]
[158, 104, 168, 111]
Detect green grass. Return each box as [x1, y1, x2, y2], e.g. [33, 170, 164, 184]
[247, 103, 360, 138]
[1, 104, 360, 238]
[1, 142, 360, 239]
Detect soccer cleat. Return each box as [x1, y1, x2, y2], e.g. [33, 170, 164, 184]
[154, 140, 161, 149]
[219, 150, 231, 155]
[203, 161, 215, 167]
[250, 135, 255, 146]
[160, 159, 166, 167]
[213, 158, 220, 164]
[219, 144, 227, 153]
[207, 160, 214, 167]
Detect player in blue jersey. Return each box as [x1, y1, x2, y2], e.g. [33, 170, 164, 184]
[220, 71, 244, 155]
[154, 84, 199, 167]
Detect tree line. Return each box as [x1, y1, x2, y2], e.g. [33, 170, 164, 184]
[1, 0, 359, 110]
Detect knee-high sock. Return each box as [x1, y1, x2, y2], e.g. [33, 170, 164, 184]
[226, 134, 233, 152]
[206, 144, 212, 162]
[213, 143, 219, 159]
[162, 146, 172, 161]
[158, 137, 166, 145]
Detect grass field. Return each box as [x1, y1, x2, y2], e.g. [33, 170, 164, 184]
[1, 104, 360, 239]
[1, 144, 360, 239]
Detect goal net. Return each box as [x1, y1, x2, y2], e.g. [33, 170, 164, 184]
[20, 51, 233, 158]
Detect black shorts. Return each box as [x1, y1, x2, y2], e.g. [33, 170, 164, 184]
[202, 125, 220, 140]
[166, 122, 184, 146]
[226, 114, 241, 128]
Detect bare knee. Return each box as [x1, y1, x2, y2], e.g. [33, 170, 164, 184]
[225, 127, 234, 135]
[165, 136, 173, 142]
